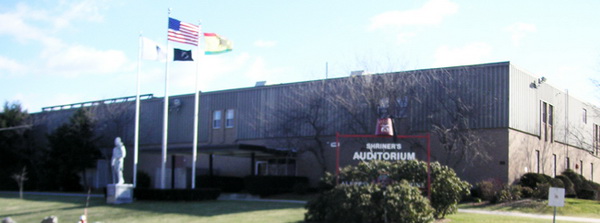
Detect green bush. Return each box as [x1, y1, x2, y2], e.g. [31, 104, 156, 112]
[429, 162, 471, 219]
[134, 188, 221, 201]
[555, 175, 576, 197]
[307, 160, 469, 220]
[533, 182, 550, 199]
[493, 185, 522, 203]
[518, 173, 551, 189]
[520, 186, 534, 198]
[473, 179, 502, 201]
[549, 178, 564, 188]
[305, 180, 434, 223]
[561, 169, 598, 200]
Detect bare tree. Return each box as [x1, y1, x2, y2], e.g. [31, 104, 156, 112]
[267, 81, 335, 174]
[11, 167, 27, 199]
[417, 68, 494, 169]
[266, 66, 496, 173]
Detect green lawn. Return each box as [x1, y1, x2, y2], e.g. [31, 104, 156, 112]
[0, 194, 305, 223]
[447, 212, 584, 223]
[1, 193, 599, 223]
[459, 198, 600, 219]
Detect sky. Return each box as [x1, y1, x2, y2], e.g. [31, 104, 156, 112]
[1, 0, 599, 113]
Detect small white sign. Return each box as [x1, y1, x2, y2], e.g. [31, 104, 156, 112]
[548, 187, 565, 207]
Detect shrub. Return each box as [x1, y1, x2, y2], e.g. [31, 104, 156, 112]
[244, 176, 309, 196]
[549, 178, 564, 188]
[555, 175, 576, 197]
[518, 173, 551, 189]
[309, 160, 469, 220]
[429, 162, 471, 219]
[136, 171, 151, 189]
[589, 181, 600, 200]
[561, 169, 598, 200]
[305, 180, 434, 223]
[134, 188, 221, 201]
[473, 179, 502, 201]
[196, 175, 244, 192]
[533, 182, 550, 199]
[493, 185, 522, 203]
[520, 186, 534, 198]
[561, 169, 585, 192]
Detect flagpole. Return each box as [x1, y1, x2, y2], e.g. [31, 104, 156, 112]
[133, 33, 142, 187]
[161, 9, 172, 189]
[191, 22, 201, 189]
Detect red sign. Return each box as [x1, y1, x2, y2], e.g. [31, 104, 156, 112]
[375, 118, 394, 136]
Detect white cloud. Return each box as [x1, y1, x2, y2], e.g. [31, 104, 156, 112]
[0, 1, 130, 78]
[506, 22, 536, 46]
[433, 42, 493, 67]
[369, 0, 458, 30]
[0, 4, 52, 43]
[254, 40, 277, 48]
[245, 57, 285, 81]
[0, 56, 26, 75]
[396, 32, 417, 43]
[53, 0, 106, 29]
[42, 44, 129, 77]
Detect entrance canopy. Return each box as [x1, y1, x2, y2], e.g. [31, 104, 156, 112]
[142, 143, 295, 158]
[198, 144, 295, 158]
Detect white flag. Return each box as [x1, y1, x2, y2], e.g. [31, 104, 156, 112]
[141, 37, 167, 61]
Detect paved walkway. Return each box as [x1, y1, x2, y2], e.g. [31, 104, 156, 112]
[459, 209, 600, 223]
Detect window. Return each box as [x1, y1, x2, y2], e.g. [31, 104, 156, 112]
[212, 110, 222, 129]
[594, 124, 600, 156]
[536, 150, 540, 173]
[541, 102, 554, 142]
[553, 154, 557, 177]
[580, 160, 584, 175]
[566, 157, 571, 170]
[226, 109, 234, 128]
[592, 163, 594, 181]
[395, 96, 409, 118]
[583, 109, 588, 124]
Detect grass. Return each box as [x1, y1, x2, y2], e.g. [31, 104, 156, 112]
[446, 212, 584, 223]
[2, 193, 599, 223]
[459, 198, 600, 219]
[0, 193, 306, 223]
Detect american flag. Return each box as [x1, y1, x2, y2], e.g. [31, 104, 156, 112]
[168, 17, 200, 46]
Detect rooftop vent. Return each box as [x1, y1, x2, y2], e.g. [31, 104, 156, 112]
[350, 70, 366, 76]
[255, 81, 266, 87]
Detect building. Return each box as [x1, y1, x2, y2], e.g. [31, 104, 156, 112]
[32, 61, 600, 189]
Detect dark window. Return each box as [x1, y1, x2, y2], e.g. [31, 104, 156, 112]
[213, 110, 222, 129]
[226, 109, 234, 128]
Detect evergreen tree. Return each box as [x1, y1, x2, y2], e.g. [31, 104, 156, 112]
[0, 102, 31, 190]
[46, 108, 100, 191]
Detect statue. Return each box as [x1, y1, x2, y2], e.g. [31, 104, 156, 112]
[111, 137, 126, 184]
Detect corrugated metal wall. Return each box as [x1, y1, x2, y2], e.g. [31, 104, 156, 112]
[32, 62, 599, 152]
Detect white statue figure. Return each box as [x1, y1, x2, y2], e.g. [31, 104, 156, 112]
[111, 137, 126, 184]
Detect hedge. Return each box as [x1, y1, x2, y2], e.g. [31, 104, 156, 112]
[196, 175, 245, 192]
[134, 188, 221, 201]
[244, 176, 309, 196]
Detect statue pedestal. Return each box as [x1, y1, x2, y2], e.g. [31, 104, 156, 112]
[106, 184, 134, 204]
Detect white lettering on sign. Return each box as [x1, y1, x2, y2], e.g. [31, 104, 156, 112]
[352, 152, 416, 161]
[366, 143, 402, 150]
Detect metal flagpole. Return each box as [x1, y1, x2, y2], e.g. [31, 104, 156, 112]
[191, 21, 201, 189]
[133, 33, 142, 187]
[161, 9, 172, 189]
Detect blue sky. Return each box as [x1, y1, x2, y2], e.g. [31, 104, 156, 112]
[1, 0, 599, 112]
